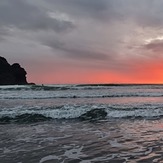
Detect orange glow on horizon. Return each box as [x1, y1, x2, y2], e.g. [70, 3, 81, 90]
[27, 58, 163, 84]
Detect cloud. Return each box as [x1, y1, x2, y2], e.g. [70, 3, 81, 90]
[2, 0, 163, 84]
[47, 0, 163, 28]
[42, 37, 109, 60]
[0, 0, 75, 34]
[122, 0, 163, 28]
[47, 0, 109, 20]
[0, 27, 11, 41]
[1, 0, 163, 36]
[62, 0, 108, 12]
[144, 40, 163, 53]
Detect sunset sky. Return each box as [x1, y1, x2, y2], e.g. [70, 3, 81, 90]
[1, 0, 163, 84]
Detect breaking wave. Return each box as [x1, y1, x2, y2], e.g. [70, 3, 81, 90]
[1, 84, 163, 91]
[1, 105, 163, 124]
[1, 93, 163, 99]
[1, 84, 163, 99]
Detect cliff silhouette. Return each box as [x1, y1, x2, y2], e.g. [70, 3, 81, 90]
[0, 56, 28, 85]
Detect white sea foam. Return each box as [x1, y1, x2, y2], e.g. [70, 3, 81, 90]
[0, 85, 29, 89]
[1, 104, 163, 120]
[106, 107, 163, 118]
[110, 139, 123, 148]
[63, 146, 87, 159]
[39, 155, 61, 163]
[1, 84, 163, 99]
[1, 89, 163, 99]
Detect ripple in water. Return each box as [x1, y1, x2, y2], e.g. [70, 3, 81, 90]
[0, 119, 163, 162]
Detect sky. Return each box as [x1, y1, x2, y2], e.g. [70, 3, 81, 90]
[1, 0, 163, 84]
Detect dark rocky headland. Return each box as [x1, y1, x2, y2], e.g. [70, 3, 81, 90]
[0, 56, 28, 85]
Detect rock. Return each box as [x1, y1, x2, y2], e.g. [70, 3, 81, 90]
[79, 108, 107, 121]
[0, 56, 28, 85]
[11, 63, 27, 85]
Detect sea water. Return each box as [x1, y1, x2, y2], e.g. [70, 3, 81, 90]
[0, 84, 163, 163]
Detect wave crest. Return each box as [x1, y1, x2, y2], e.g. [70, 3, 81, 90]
[1, 105, 163, 124]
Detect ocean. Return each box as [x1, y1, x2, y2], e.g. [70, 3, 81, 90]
[0, 84, 163, 163]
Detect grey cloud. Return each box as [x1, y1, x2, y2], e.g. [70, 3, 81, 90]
[42, 38, 65, 50]
[121, 0, 163, 27]
[144, 40, 163, 53]
[19, 18, 75, 33]
[0, 0, 75, 34]
[65, 48, 109, 60]
[47, 0, 114, 20]
[115, 0, 163, 28]
[107, 0, 163, 27]
[47, 0, 163, 27]
[0, 27, 10, 41]
[60, 0, 108, 11]
[2, 0, 163, 67]
[1, 0, 163, 37]
[43, 38, 109, 60]
[0, 28, 9, 35]
[1, 0, 163, 36]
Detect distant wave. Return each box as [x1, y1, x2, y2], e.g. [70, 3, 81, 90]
[1, 84, 163, 91]
[1, 105, 163, 124]
[1, 93, 163, 99]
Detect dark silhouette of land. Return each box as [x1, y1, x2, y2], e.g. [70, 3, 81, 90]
[0, 56, 28, 85]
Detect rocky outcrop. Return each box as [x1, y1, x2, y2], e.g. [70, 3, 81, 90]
[0, 56, 28, 85]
